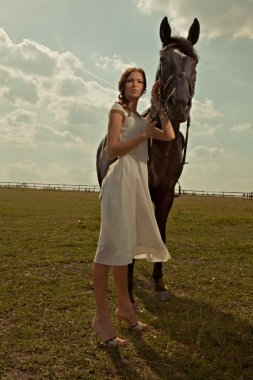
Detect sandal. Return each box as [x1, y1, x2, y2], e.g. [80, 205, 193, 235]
[115, 311, 148, 331]
[104, 336, 128, 347]
[92, 320, 128, 347]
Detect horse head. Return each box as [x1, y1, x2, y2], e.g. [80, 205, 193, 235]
[156, 17, 200, 123]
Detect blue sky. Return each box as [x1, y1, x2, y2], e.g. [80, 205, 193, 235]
[0, 0, 252, 191]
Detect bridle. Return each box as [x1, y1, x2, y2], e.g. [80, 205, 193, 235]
[152, 44, 197, 165]
[159, 71, 194, 110]
[157, 44, 196, 113]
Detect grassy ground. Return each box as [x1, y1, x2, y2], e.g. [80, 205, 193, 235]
[0, 188, 252, 380]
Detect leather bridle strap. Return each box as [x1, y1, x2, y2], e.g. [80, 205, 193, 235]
[158, 71, 194, 111]
[181, 116, 190, 166]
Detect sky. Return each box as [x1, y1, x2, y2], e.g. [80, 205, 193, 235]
[0, 0, 252, 192]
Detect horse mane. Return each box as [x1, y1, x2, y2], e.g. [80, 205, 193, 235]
[161, 37, 199, 62]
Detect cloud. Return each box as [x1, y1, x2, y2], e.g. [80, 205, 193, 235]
[0, 159, 90, 184]
[6, 109, 37, 125]
[189, 145, 233, 159]
[187, 161, 220, 173]
[0, 109, 37, 146]
[35, 125, 96, 153]
[48, 80, 116, 125]
[192, 99, 222, 119]
[231, 122, 251, 133]
[0, 28, 82, 78]
[0, 67, 39, 106]
[134, 0, 253, 40]
[190, 121, 222, 136]
[0, 27, 116, 152]
[93, 53, 136, 72]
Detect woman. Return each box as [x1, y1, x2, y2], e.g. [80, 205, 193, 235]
[92, 67, 175, 347]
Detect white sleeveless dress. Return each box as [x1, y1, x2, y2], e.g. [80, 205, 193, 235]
[94, 102, 171, 266]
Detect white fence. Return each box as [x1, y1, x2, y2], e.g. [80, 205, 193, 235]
[0, 181, 100, 192]
[178, 189, 253, 199]
[0, 181, 252, 199]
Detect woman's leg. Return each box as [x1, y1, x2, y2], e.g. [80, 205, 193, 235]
[112, 265, 138, 325]
[92, 262, 116, 339]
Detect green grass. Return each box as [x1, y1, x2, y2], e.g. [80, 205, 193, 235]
[0, 188, 252, 379]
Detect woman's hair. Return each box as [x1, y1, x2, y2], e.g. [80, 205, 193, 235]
[118, 67, 146, 108]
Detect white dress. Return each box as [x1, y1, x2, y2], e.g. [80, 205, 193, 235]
[94, 102, 171, 266]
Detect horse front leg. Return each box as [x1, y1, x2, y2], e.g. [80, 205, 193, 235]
[152, 190, 175, 301]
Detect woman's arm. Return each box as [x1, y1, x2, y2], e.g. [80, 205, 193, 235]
[153, 111, 175, 141]
[106, 110, 157, 159]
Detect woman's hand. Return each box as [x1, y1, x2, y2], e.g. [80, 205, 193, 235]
[144, 120, 157, 137]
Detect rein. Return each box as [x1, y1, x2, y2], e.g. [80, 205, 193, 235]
[182, 116, 190, 165]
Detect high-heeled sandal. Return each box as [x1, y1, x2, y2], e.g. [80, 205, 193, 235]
[115, 312, 148, 331]
[104, 336, 128, 347]
[92, 322, 128, 347]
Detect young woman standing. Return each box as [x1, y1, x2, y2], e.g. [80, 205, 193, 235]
[92, 67, 175, 347]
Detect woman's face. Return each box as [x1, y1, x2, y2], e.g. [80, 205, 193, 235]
[124, 70, 145, 101]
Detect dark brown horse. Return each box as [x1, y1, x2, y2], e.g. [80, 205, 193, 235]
[96, 17, 200, 304]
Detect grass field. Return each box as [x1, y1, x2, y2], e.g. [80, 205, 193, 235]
[0, 188, 252, 380]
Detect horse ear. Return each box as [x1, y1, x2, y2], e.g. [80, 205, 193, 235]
[187, 18, 200, 45]
[160, 17, 172, 46]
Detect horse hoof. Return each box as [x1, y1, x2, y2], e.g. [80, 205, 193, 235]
[154, 291, 169, 302]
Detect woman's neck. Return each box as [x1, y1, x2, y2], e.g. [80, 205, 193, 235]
[128, 100, 138, 113]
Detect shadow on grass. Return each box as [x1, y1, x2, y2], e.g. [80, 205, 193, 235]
[133, 284, 253, 379]
[101, 333, 169, 380]
[100, 346, 142, 380]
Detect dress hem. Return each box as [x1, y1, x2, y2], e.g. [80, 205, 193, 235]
[94, 245, 171, 266]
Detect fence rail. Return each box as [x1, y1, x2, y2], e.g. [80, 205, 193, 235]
[0, 181, 100, 192]
[0, 181, 252, 199]
[179, 189, 252, 199]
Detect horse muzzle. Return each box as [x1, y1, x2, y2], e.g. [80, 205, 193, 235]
[167, 104, 191, 122]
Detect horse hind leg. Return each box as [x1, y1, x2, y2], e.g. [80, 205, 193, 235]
[153, 265, 170, 301]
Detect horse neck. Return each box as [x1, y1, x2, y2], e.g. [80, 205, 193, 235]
[171, 120, 180, 132]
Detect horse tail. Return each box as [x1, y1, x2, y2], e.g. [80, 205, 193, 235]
[96, 136, 107, 187]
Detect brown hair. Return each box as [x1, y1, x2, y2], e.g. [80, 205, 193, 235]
[118, 67, 147, 109]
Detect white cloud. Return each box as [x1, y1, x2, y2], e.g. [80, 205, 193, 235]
[6, 109, 37, 125]
[48, 80, 116, 125]
[93, 53, 136, 72]
[231, 122, 251, 133]
[36, 125, 96, 153]
[0, 159, 90, 184]
[190, 121, 222, 136]
[189, 145, 233, 159]
[0, 67, 39, 106]
[0, 114, 36, 147]
[38, 162, 88, 184]
[134, 0, 253, 40]
[0, 28, 82, 78]
[191, 99, 222, 120]
[0, 27, 115, 153]
[187, 161, 220, 173]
